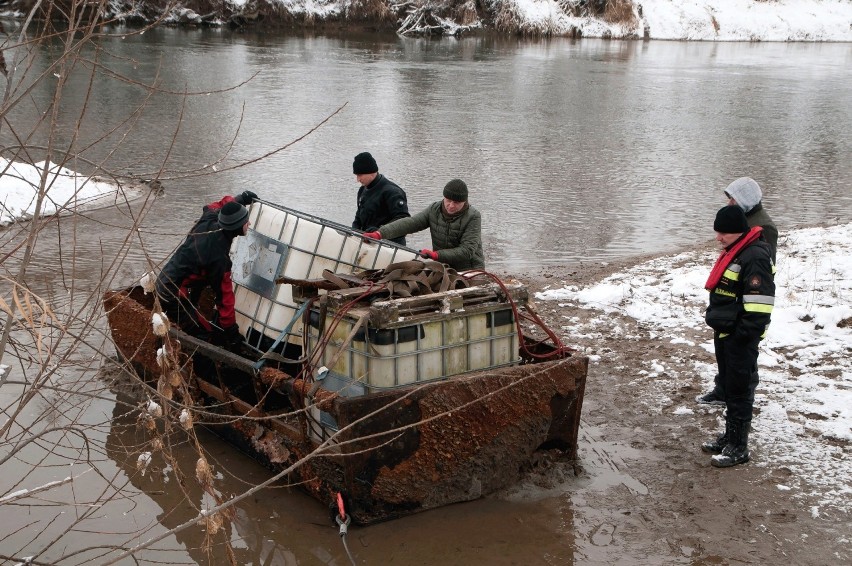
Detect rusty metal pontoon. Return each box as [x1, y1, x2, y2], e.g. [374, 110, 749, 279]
[103, 203, 587, 524]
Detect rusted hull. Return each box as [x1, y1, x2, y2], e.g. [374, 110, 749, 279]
[330, 356, 586, 523]
[103, 287, 587, 525]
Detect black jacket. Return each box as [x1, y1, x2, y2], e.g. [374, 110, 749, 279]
[352, 174, 410, 245]
[155, 196, 240, 329]
[705, 235, 775, 342]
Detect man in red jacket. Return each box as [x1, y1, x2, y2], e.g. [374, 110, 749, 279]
[155, 191, 257, 350]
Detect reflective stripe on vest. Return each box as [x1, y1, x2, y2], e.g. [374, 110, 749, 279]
[723, 263, 742, 282]
[743, 294, 774, 314]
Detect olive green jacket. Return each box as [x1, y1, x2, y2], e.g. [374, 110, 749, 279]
[379, 201, 485, 271]
[746, 203, 778, 263]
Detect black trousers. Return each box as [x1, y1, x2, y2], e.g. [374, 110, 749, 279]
[714, 334, 761, 422]
[157, 286, 213, 336]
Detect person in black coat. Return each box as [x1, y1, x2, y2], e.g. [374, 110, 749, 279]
[701, 205, 775, 468]
[351, 152, 410, 246]
[698, 177, 779, 406]
[155, 191, 257, 350]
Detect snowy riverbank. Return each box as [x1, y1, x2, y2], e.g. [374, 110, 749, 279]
[0, 158, 144, 227]
[635, 0, 852, 41]
[536, 222, 852, 513]
[4, 0, 851, 41]
[495, 0, 852, 40]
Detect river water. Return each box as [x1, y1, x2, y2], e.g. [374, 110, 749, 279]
[1, 25, 851, 565]
[5, 27, 852, 269]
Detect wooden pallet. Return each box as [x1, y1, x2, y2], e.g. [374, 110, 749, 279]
[316, 282, 528, 327]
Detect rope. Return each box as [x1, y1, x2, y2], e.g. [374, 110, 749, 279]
[321, 259, 469, 299]
[292, 283, 385, 410]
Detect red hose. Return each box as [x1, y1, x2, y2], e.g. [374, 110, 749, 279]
[336, 492, 346, 520]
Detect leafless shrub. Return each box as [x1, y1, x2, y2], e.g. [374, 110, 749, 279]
[0, 0, 444, 560]
[602, 0, 635, 26]
[346, 0, 397, 23]
[396, 0, 482, 36]
[0, 1, 318, 562]
[0, 1, 579, 562]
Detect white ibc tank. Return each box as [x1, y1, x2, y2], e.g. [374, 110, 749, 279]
[230, 202, 417, 349]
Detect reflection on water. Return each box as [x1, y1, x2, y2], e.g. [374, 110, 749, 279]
[103, 394, 327, 564]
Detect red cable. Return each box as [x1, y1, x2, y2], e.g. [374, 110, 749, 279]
[462, 270, 571, 360]
[336, 492, 346, 520]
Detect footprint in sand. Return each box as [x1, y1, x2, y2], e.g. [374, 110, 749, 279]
[591, 523, 615, 546]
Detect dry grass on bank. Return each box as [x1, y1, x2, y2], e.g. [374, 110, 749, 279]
[603, 0, 635, 25]
[492, 0, 637, 37]
[344, 0, 398, 24]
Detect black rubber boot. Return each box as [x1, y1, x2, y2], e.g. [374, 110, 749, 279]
[711, 418, 750, 468]
[701, 425, 728, 454]
[695, 388, 726, 406]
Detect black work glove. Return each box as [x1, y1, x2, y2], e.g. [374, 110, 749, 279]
[214, 324, 244, 353]
[235, 191, 259, 205]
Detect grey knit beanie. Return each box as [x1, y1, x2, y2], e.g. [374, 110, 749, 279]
[218, 201, 248, 231]
[724, 177, 762, 213]
[443, 179, 468, 202]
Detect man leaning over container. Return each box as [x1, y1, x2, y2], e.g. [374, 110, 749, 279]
[361, 179, 484, 272]
[155, 190, 257, 352]
[701, 205, 775, 468]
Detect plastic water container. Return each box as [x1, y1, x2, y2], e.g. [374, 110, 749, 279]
[230, 202, 418, 349]
[305, 303, 521, 396]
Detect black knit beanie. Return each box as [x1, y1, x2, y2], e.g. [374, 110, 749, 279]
[443, 179, 468, 202]
[713, 205, 749, 234]
[218, 201, 248, 231]
[353, 152, 378, 174]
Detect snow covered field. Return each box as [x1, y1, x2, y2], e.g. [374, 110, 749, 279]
[637, 0, 852, 41]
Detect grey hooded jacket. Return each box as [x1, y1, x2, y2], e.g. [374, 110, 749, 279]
[725, 177, 779, 262]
